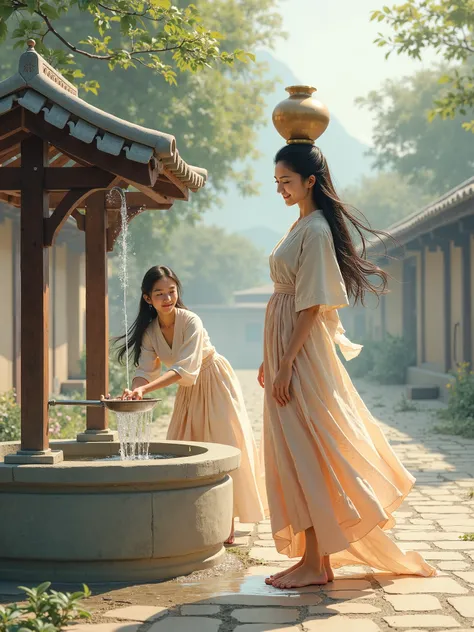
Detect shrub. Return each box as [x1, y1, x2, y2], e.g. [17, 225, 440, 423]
[369, 334, 415, 385]
[0, 390, 21, 442]
[343, 339, 381, 379]
[0, 582, 90, 632]
[435, 363, 474, 438]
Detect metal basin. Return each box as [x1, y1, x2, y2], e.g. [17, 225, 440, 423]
[48, 398, 161, 413]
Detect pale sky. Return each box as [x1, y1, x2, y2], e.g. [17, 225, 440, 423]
[273, 0, 438, 144]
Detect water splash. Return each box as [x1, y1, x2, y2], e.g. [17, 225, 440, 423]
[115, 410, 153, 460]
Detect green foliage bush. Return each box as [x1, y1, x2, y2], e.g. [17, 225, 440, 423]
[0, 391, 21, 442]
[436, 363, 474, 438]
[369, 334, 416, 385]
[344, 335, 415, 385]
[0, 582, 90, 632]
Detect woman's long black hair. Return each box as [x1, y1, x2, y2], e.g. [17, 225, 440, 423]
[115, 265, 186, 366]
[275, 144, 389, 304]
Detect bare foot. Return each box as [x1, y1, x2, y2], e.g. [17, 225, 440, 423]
[272, 562, 328, 590]
[265, 558, 303, 585]
[225, 519, 235, 545]
[324, 555, 334, 582]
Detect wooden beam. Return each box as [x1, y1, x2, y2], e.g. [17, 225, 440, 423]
[155, 171, 188, 200]
[44, 166, 116, 190]
[0, 130, 30, 154]
[0, 146, 21, 165]
[44, 189, 92, 246]
[0, 107, 25, 141]
[85, 191, 109, 431]
[20, 135, 49, 452]
[24, 110, 159, 188]
[0, 192, 21, 207]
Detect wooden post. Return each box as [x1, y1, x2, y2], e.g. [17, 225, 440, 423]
[420, 246, 426, 364]
[19, 136, 50, 452]
[85, 191, 109, 431]
[442, 241, 452, 373]
[461, 233, 472, 367]
[12, 218, 21, 398]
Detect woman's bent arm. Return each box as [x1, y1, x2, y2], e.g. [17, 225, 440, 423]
[272, 305, 320, 407]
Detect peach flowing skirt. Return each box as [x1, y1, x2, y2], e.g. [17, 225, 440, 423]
[263, 287, 436, 576]
[167, 351, 267, 523]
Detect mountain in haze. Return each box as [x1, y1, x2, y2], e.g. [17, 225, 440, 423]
[204, 51, 374, 250]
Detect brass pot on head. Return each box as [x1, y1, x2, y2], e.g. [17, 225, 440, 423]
[272, 85, 330, 144]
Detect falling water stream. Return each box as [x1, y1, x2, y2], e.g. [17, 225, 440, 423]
[109, 187, 152, 460]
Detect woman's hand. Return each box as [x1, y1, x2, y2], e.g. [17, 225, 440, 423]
[257, 362, 265, 389]
[272, 362, 292, 407]
[122, 387, 145, 401]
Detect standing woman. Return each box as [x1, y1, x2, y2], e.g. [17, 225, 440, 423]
[259, 144, 436, 589]
[118, 265, 267, 543]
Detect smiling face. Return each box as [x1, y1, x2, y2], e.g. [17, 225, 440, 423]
[144, 275, 178, 317]
[274, 161, 315, 207]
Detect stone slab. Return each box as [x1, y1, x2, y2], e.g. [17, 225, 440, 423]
[447, 596, 474, 618]
[104, 607, 167, 622]
[234, 626, 299, 632]
[231, 608, 299, 623]
[323, 579, 372, 591]
[422, 552, 465, 560]
[395, 532, 463, 541]
[378, 576, 468, 594]
[383, 614, 460, 628]
[413, 506, 470, 513]
[309, 602, 380, 614]
[325, 591, 375, 600]
[437, 541, 474, 550]
[181, 606, 221, 616]
[437, 561, 470, 571]
[453, 571, 474, 583]
[384, 595, 442, 611]
[304, 616, 380, 631]
[148, 618, 220, 632]
[70, 625, 139, 632]
[203, 594, 323, 607]
[249, 548, 296, 563]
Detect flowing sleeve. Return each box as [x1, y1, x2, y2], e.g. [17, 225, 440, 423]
[134, 330, 162, 382]
[295, 222, 349, 313]
[169, 313, 204, 387]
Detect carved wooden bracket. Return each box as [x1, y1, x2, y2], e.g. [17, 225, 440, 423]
[43, 189, 91, 246]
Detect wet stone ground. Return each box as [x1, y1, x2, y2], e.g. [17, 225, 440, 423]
[2, 373, 474, 631]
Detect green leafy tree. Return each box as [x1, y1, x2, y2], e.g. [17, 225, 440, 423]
[343, 172, 432, 230]
[371, 0, 474, 130]
[356, 67, 474, 195]
[0, 0, 284, 259]
[0, 0, 251, 90]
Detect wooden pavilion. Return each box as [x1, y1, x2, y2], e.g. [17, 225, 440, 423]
[0, 40, 206, 464]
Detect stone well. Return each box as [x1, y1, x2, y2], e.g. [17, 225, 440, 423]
[0, 440, 240, 583]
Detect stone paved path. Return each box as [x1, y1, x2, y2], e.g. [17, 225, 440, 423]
[3, 375, 474, 631]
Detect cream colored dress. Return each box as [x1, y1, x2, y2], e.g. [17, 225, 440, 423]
[135, 308, 267, 523]
[263, 210, 436, 576]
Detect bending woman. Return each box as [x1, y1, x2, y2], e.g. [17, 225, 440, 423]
[118, 265, 267, 543]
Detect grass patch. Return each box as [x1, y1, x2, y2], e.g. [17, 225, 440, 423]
[226, 546, 266, 567]
[394, 395, 419, 413]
